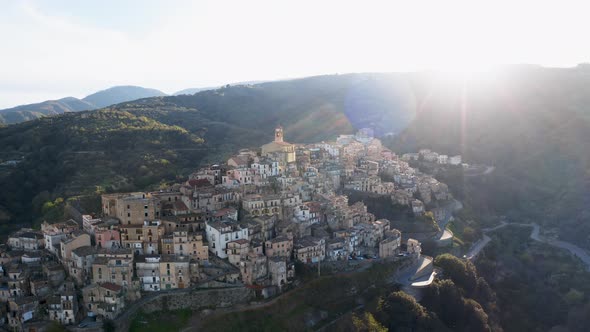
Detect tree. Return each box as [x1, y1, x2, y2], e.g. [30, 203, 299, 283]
[375, 291, 439, 330]
[352, 312, 388, 332]
[103, 319, 116, 332]
[434, 254, 477, 295]
[47, 322, 67, 332]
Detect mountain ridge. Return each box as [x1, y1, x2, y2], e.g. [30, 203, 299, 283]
[0, 85, 166, 125]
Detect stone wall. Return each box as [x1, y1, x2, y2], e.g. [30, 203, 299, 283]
[116, 286, 254, 332]
[142, 287, 254, 313]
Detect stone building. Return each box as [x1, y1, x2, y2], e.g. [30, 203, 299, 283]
[159, 255, 190, 289]
[264, 235, 293, 259]
[101, 192, 161, 225]
[379, 229, 402, 258]
[91, 248, 134, 288]
[48, 291, 77, 325]
[82, 282, 125, 319]
[294, 237, 325, 263]
[261, 126, 296, 165]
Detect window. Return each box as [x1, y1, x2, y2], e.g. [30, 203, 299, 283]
[127, 205, 130, 209]
[144, 205, 148, 209]
[127, 213, 131, 217]
[145, 212, 148, 217]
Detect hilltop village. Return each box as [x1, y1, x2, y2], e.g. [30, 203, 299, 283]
[0, 127, 461, 330]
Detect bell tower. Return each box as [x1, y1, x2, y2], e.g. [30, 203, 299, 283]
[274, 126, 284, 143]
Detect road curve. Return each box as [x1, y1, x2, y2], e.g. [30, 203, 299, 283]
[467, 222, 590, 271]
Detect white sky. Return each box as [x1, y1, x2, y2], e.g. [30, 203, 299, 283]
[1, 0, 589, 108]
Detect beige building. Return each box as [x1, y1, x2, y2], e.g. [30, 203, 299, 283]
[159, 255, 190, 289]
[265, 235, 293, 259]
[187, 232, 209, 262]
[242, 194, 282, 218]
[82, 282, 125, 319]
[91, 248, 134, 287]
[227, 239, 250, 266]
[120, 221, 165, 255]
[102, 192, 161, 225]
[294, 237, 325, 263]
[168, 230, 210, 261]
[60, 231, 91, 261]
[379, 229, 402, 258]
[261, 126, 296, 165]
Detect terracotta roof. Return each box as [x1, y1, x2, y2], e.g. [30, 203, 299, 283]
[174, 201, 189, 211]
[99, 282, 122, 292]
[188, 179, 211, 188]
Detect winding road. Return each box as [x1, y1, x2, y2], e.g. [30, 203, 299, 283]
[466, 221, 590, 271]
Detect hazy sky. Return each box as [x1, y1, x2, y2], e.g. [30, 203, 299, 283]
[1, 0, 589, 108]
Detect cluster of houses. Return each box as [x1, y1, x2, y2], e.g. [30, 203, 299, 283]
[401, 149, 462, 166]
[0, 126, 442, 330]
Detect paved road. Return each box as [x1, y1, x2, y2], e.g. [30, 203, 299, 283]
[464, 166, 495, 177]
[465, 235, 492, 260]
[436, 200, 462, 235]
[467, 222, 590, 271]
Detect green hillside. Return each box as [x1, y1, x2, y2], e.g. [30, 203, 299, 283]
[0, 109, 205, 225]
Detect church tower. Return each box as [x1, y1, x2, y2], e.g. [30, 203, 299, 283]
[274, 126, 284, 143]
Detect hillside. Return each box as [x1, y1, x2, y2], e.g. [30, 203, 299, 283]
[0, 97, 94, 124]
[386, 65, 590, 248]
[82, 85, 167, 108]
[0, 86, 167, 124]
[1, 69, 589, 247]
[0, 108, 206, 225]
[173, 80, 268, 95]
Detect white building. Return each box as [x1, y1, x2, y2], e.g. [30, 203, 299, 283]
[251, 160, 280, 178]
[437, 154, 449, 164]
[449, 155, 462, 165]
[136, 255, 161, 291]
[205, 221, 249, 259]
